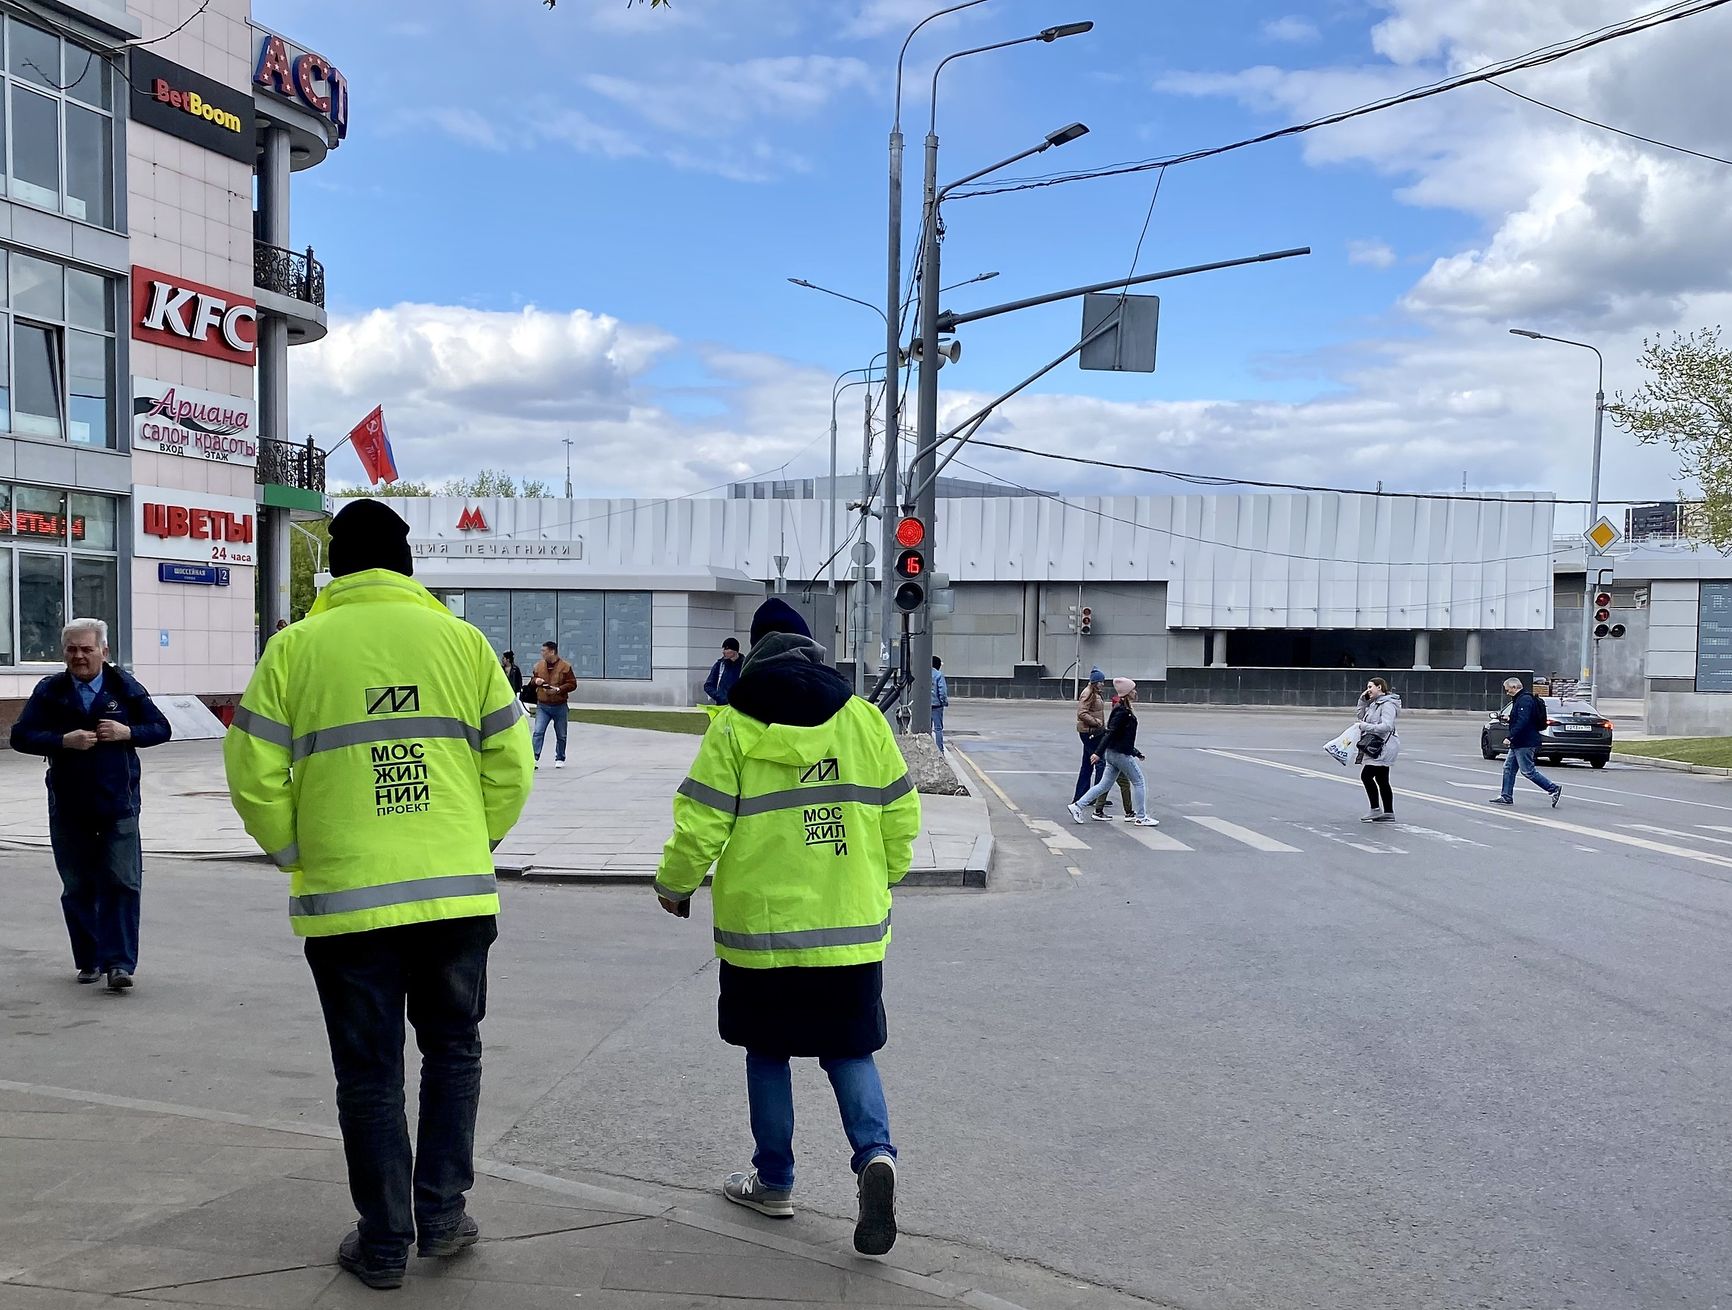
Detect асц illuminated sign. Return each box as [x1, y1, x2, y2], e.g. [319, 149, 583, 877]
[252, 25, 348, 141]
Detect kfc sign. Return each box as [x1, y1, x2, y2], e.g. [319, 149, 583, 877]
[132, 267, 257, 365]
[456, 506, 490, 532]
[133, 486, 258, 566]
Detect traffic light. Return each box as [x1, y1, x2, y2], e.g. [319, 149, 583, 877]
[1079, 605, 1093, 636]
[1593, 590, 1614, 639]
[892, 516, 927, 612]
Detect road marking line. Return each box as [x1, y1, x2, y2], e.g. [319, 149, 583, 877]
[1622, 823, 1732, 847]
[949, 746, 1019, 813]
[1425, 760, 1732, 812]
[1293, 823, 1399, 855]
[1703, 825, 1732, 835]
[1388, 823, 1489, 848]
[1123, 825, 1194, 853]
[1026, 819, 1090, 850]
[1185, 815, 1300, 852]
[1442, 780, 1620, 806]
[1200, 749, 1732, 875]
[1067, 865, 1083, 878]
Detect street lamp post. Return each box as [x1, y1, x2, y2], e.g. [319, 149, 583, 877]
[562, 437, 574, 499]
[902, 18, 1093, 736]
[1511, 328, 1607, 698]
[829, 361, 887, 596]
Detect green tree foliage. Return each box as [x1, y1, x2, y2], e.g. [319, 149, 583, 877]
[1607, 327, 1732, 547]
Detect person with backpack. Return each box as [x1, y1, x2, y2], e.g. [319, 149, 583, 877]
[1489, 677, 1562, 808]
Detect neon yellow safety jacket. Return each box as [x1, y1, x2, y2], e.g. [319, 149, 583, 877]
[654, 697, 922, 969]
[223, 569, 534, 937]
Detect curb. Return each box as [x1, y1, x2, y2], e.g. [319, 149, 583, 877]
[1611, 752, 1732, 777]
[496, 852, 993, 890]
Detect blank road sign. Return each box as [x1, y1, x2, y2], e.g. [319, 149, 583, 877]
[1080, 293, 1159, 373]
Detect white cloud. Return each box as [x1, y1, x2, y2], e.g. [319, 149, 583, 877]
[581, 56, 874, 138]
[1263, 15, 1321, 44]
[1348, 239, 1398, 268]
[423, 108, 509, 152]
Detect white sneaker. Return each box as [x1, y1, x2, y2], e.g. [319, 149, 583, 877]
[1067, 802, 1085, 825]
[1134, 816, 1161, 827]
[555, 760, 566, 769]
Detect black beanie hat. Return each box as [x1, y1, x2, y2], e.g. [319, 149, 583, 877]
[329, 499, 413, 578]
[750, 597, 810, 644]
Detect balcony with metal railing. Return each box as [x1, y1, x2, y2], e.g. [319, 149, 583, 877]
[252, 241, 329, 343]
[257, 437, 326, 494]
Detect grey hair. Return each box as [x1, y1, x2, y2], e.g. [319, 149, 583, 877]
[62, 618, 109, 648]
[1503, 677, 1523, 690]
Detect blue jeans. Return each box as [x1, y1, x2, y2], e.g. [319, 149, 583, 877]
[304, 916, 497, 1261]
[1077, 749, 1147, 818]
[744, 1051, 896, 1191]
[931, 705, 946, 753]
[532, 704, 568, 761]
[1502, 746, 1558, 800]
[49, 814, 142, 974]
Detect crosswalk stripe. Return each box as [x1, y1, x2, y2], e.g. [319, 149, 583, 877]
[1026, 819, 1090, 850]
[1123, 824, 1193, 852]
[1442, 780, 1620, 806]
[1185, 815, 1300, 852]
[1622, 823, 1732, 847]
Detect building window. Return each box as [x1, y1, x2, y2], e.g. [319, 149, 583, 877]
[0, 483, 120, 666]
[441, 589, 653, 680]
[3, 252, 116, 445]
[3, 18, 113, 226]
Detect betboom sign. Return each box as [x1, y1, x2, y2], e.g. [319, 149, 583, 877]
[132, 267, 257, 365]
[132, 378, 258, 467]
[133, 486, 258, 566]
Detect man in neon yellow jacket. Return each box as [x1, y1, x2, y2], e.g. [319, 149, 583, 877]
[655, 598, 920, 1255]
[224, 499, 532, 1290]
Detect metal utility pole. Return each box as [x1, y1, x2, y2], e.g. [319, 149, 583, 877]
[856, 383, 875, 696]
[563, 436, 574, 499]
[1510, 329, 1605, 697]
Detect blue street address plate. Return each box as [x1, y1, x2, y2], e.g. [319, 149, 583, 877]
[158, 562, 231, 586]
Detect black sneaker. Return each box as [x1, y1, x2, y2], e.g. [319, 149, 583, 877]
[106, 969, 132, 992]
[1552, 787, 1562, 809]
[1487, 797, 1513, 806]
[76, 968, 100, 984]
[418, 1213, 480, 1258]
[854, 1156, 897, 1256]
[338, 1227, 406, 1290]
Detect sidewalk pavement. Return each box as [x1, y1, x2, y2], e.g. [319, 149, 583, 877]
[0, 723, 993, 887]
[0, 1082, 1040, 1309]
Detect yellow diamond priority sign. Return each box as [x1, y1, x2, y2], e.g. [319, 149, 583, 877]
[1584, 516, 1622, 552]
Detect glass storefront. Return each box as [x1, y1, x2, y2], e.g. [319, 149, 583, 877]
[0, 482, 119, 665]
[435, 588, 652, 680]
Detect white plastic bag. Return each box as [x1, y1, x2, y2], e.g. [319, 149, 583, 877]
[1323, 723, 1361, 766]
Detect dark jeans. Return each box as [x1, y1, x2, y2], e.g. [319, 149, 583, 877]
[1502, 746, 1559, 800]
[1073, 733, 1102, 801]
[1362, 766, 1394, 813]
[304, 915, 497, 1260]
[745, 1050, 895, 1191]
[49, 814, 142, 974]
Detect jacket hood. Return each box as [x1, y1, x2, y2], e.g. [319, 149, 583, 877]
[309, 569, 450, 617]
[727, 633, 853, 766]
[1374, 692, 1402, 708]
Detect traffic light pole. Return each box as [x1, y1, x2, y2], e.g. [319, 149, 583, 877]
[1579, 383, 1606, 699]
[908, 126, 944, 737]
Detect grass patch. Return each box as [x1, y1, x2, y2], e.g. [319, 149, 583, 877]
[1616, 737, 1732, 768]
[568, 708, 710, 736]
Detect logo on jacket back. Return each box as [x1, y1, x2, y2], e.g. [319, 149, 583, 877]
[365, 686, 431, 816]
[456, 507, 489, 532]
[800, 758, 847, 855]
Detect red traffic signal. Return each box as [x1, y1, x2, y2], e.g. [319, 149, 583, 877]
[895, 516, 926, 549]
[1594, 591, 1613, 608]
[1594, 606, 1612, 624]
[1079, 605, 1094, 635]
[894, 548, 925, 578]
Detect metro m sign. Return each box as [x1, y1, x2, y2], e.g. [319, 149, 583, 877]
[132, 267, 257, 365]
[456, 506, 490, 532]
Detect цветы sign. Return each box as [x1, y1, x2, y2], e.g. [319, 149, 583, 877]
[133, 486, 258, 567]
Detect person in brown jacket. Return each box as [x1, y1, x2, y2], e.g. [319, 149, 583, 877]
[1074, 667, 1133, 820]
[530, 640, 577, 767]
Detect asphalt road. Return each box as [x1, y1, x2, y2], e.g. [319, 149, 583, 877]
[5, 702, 1732, 1309]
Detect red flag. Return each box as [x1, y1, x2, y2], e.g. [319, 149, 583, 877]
[347, 406, 399, 485]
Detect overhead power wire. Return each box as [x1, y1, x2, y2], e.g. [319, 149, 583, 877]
[1487, 79, 1732, 166]
[948, 0, 1732, 200]
[962, 438, 1671, 507]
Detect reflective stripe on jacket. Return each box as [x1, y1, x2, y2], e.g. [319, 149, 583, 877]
[654, 697, 922, 969]
[223, 569, 534, 937]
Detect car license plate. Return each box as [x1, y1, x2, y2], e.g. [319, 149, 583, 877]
[1559, 725, 1592, 732]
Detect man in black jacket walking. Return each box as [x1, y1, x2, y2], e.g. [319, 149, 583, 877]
[10, 619, 171, 991]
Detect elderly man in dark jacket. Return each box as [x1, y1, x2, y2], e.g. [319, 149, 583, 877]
[1490, 676, 1562, 807]
[10, 618, 171, 991]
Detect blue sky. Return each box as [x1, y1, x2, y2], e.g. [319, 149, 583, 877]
[265, 0, 1732, 520]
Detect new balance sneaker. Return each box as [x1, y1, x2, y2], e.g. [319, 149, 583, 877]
[1091, 810, 1115, 822]
[723, 1170, 793, 1218]
[338, 1227, 406, 1290]
[1551, 786, 1562, 808]
[1067, 802, 1086, 825]
[1487, 796, 1513, 806]
[1134, 816, 1161, 827]
[854, 1155, 898, 1256]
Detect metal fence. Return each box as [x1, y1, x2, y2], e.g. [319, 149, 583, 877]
[257, 438, 326, 492]
[253, 241, 326, 308]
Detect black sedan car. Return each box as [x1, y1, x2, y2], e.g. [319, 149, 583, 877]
[1481, 698, 1614, 768]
